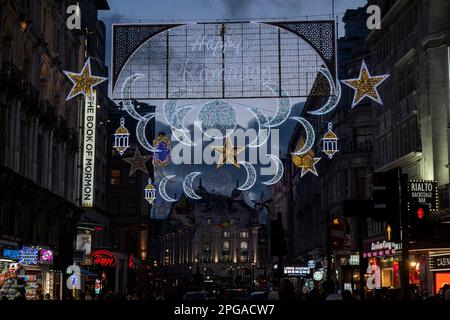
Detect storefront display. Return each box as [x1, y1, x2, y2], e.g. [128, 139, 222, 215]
[0, 245, 62, 300]
[430, 252, 450, 294]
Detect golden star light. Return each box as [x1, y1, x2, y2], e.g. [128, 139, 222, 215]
[64, 58, 107, 101]
[212, 136, 245, 168]
[341, 59, 389, 108]
[292, 137, 321, 177]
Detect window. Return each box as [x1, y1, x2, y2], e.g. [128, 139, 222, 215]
[110, 197, 120, 216]
[240, 231, 249, 239]
[354, 126, 371, 145]
[207, 217, 212, 225]
[111, 169, 120, 185]
[222, 241, 230, 262]
[223, 231, 230, 238]
[127, 197, 137, 216]
[202, 245, 211, 262]
[240, 241, 248, 251]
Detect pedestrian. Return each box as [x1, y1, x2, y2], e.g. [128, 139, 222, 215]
[443, 284, 450, 301]
[322, 281, 342, 300]
[267, 282, 279, 300]
[278, 279, 296, 300]
[14, 287, 26, 301]
[85, 291, 93, 300]
[341, 290, 355, 301]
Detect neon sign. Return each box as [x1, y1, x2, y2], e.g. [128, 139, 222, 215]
[18, 247, 39, 265]
[38, 249, 54, 264]
[92, 250, 117, 267]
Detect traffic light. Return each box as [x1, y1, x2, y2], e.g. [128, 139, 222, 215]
[409, 203, 432, 241]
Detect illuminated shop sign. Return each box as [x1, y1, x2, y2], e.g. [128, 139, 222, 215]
[284, 266, 310, 276]
[349, 255, 360, 266]
[363, 241, 402, 258]
[92, 250, 117, 267]
[18, 247, 39, 265]
[408, 180, 438, 211]
[430, 253, 450, 271]
[2, 249, 19, 260]
[81, 93, 97, 207]
[38, 249, 54, 264]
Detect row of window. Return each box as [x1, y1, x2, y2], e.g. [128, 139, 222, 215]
[223, 231, 249, 239]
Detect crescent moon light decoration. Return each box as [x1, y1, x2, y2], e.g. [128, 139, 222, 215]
[307, 67, 342, 116]
[120, 74, 146, 121]
[136, 113, 160, 153]
[183, 172, 203, 200]
[290, 117, 315, 156]
[263, 84, 292, 128]
[237, 161, 257, 191]
[158, 175, 177, 202]
[164, 90, 197, 146]
[247, 107, 271, 148]
[261, 154, 284, 186]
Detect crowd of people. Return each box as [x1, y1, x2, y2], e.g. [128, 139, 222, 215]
[5, 279, 450, 301]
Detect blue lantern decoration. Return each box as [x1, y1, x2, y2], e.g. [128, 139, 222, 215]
[153, 132, 171, 166]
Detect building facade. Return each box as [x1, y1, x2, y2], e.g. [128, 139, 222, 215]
[365, 0, 450, 295]
[151, 183, 266, 288]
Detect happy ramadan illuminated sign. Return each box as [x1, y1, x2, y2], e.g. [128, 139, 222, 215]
[81, 93, 97, 207]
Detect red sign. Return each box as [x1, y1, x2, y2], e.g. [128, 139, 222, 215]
[92, 250, 117, 267]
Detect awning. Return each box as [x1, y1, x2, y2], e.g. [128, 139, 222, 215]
[79, 268, 98, 277]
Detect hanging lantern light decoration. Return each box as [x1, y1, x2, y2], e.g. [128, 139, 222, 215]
[144, 178, 156, 204]
[153, 131, 171, 166]
[322, 122, 339, 159]
[113, 118, 130, 155]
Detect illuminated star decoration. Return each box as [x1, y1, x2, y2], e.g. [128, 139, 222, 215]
[341, 59, 389, 108]
[63, 58, 107, 101]
[212, 136, 245, 168]
[123, 148, 151, 176]
[300, 156, 321, 177]
[292, 137, 321, 177]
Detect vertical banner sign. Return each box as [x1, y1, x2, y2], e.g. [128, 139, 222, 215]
[82, 93, 97, 207]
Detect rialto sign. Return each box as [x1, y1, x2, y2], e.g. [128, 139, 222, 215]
[81, 93, 97, 207]
[408, 180, 438, 211]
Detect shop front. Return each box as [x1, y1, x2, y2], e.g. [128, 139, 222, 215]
[363, 239, 426, 293]
[0, 245, 62, 300]
[338, 253, 361, 293]
[429, 252, 450, 294]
